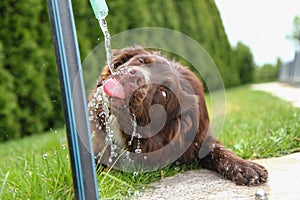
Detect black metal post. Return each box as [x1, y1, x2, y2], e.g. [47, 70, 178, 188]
[47, 0, 99, 199]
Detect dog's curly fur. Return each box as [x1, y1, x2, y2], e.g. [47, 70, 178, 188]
[88, 46, 268, 186]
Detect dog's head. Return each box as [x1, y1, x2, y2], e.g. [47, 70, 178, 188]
[100, 47, 200, 137]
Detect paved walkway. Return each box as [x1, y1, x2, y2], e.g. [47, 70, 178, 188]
[136, 153, 300, 200]
[136, 82, 300, 200]
[251, 82, 300, 108]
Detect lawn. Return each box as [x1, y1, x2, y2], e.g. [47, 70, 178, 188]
[0, 85, 299, 199]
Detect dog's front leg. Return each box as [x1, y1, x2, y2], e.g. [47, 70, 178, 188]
[199, 138, 268, 186]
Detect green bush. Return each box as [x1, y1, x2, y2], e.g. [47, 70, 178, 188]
[0, 42, 20, 141]
[254, 63, 280, 83]
[0, 1, 63, 141]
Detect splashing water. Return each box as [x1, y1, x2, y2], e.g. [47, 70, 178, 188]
[89, 0, 143, 166]
[102, 92, 120, 162]
[98, 18, 115, 74]
[128, 113, 137, 146]
[135, 133, 142, 154]
[129, 113, 142, 154]
[89, 85, 142, 163]
[90, 86, 117, 162]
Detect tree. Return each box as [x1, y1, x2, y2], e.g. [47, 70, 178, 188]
[288, 16, 300, 48]
[233, 42, 255, 84]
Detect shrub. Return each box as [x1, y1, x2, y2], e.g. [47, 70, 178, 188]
[0, 42, 20, 141]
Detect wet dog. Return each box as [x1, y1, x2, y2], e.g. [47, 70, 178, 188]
[88, 46, 268, 185]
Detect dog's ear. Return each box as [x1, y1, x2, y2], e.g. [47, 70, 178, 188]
[174, 62, 209, 121]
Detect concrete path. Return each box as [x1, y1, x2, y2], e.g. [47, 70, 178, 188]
[135, 82, 300, 200]
[136, 153, 300, 200]
[251, 82, 300, 108]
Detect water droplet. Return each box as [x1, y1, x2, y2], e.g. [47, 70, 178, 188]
[108, 157, 113, 163]
[42, 154, 48, 159]
[111, 152, 118, 158]
[144, 156, 147, 160]
[89, 116, 94, 121]
[132, 120, 137, 127]
[135, 148, 142, 154]
[91, 131, 95, 139]
[111, 144, 118, 150]
[133, 171, 139, 177]
[62, 145, 66, 150]
[255, 189, 267, 200]
[127, 189, 132, 196]
[125, 151, 131, 159]
[54, 150, 57, 155]
[133, 190, 140, 197]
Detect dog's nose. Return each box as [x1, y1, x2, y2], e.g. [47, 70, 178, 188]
[127, 68, 144, 86]
[128, 68, 137, 76]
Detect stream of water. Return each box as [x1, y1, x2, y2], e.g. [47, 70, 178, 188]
[98, 18, 115, 74]
[89, 15, 142, 170]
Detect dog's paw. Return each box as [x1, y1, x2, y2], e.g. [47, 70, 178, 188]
[222, 160, 268, 186]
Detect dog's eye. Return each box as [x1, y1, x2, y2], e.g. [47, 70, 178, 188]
[161, 90, 167, 98]
[159, 88, 167, 99]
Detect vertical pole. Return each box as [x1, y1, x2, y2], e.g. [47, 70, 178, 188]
[47, 0, 99, 199]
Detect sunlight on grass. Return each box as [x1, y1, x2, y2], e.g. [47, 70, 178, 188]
[0, 129, 74, 199]
[0, 85, 299, 199]
[219, 85, 300, 159]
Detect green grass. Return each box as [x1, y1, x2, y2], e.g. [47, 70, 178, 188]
[0, 130, 74, 199]
[0, 85, 300, 199]
[220, 85, 300, 159]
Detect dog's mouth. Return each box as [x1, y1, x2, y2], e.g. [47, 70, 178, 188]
[103, 78, 125, 99]
[102, 67, 149, 117]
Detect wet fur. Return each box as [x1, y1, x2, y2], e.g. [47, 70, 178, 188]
[88, 46, 268, 186]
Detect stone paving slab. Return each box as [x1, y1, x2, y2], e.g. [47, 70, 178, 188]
[136, 153, 300, 200]
[255, 153, 300, 200]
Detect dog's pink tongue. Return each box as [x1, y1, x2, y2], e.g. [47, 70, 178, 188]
[103, 78, 125, 99]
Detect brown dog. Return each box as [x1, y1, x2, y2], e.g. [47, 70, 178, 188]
[88, 46, 268, 185]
